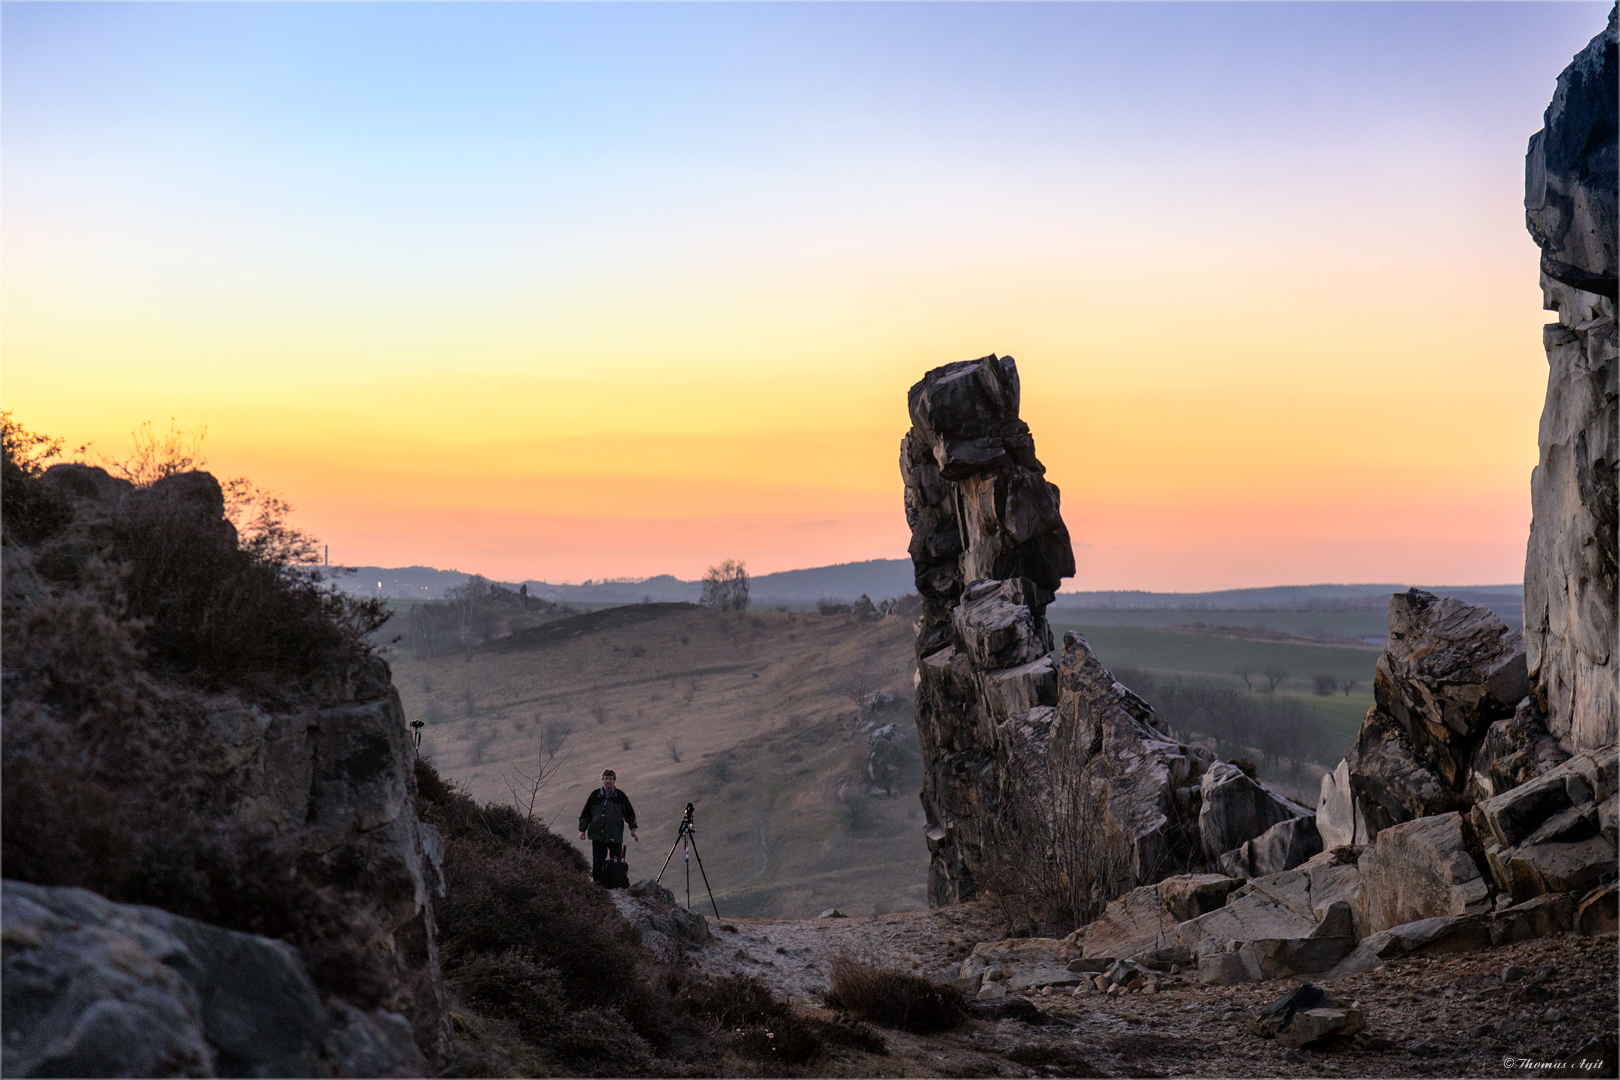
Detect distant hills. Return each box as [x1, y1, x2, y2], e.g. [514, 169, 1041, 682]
[326, 558, 1520, 620]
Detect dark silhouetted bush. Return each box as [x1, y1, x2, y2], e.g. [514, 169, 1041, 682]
[824, 955, 965, 1033]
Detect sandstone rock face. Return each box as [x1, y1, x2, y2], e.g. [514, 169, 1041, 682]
[1523, 8, 1619, 754]
[1, 880, 424, 1079]
[1375, 590, 1529, 791]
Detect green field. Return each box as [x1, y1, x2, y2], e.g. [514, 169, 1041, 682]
[1048, 623, 1380, 687]
[1049, 622, 1374, 801]
[1048, 608, 1393, 638]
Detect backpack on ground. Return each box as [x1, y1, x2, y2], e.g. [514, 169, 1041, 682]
[601, 853, 630, 889]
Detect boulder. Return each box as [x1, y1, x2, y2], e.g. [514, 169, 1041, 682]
[1, 880, 425, 1079]
[959, 937, 1087, 992]
[1253, 984, 1366, 1048]
[1182, 887, 1356, 986]
[1161, 873, 1247, 923]
[1522, 7, 1618, 755]
[1464, 698, 1573, 803]
[614, 880, 710, 949]
[1069, 881, 1183, 961]
[1198, 762, 1312, 865]
[1344, 708, 1458, 839]
[1048, 631, 1218, 892]
[1575, 883, 1618, 936]
[1488, 892, 1577, 946]
[1322, 915, 1494, 981]
[1354, 811, 1492, 938]
[1218, 814, 1323, 879]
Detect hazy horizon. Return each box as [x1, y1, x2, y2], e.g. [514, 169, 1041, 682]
[5, 2, 1606, 591]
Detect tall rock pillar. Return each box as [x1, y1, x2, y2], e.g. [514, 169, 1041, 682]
[900, 355, 1075, 904]
[1523, 7, 1618, 753]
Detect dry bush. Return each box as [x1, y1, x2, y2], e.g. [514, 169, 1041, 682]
[110, 474, 386, 692]
[982, 785, 1137, 937]
[415, 759, 678, 1057]
[823, 955, 964, 1033]
[678, 971, 850, 1068]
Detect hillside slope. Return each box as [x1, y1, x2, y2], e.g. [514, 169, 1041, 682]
[391, 605, 929, 918]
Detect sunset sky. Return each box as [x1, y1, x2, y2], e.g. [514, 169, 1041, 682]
[3, 2, 1608, 591]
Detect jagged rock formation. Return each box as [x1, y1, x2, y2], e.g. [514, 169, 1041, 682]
[1318, 589, 1538, 845]
[2, 881, 424, 1078]
[1523, 7, 1619, 753]
[903, 356, 1310, 907]
[902, 354, 1073, 904]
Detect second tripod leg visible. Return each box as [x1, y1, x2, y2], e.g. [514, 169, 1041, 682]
[684, 833, 721, 919]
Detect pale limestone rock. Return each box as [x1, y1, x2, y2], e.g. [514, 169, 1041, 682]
[1522, 8, 1618, 754]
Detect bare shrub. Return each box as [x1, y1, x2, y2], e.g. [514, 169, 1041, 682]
[541, 719, 573, 759]
[1, 412, 72, 543]
[667, 739, 682, 763]
[816, 596, 851, 616]
[1312, 672, 1338, 696]
[700, 558, 750, 610]
[622, 737, 633, 752]
[1341, 675, 1361, 696]
[983, 783, 1138, 937]
[824, 955, 964, 1033]
[1263, 667, 1289, 692]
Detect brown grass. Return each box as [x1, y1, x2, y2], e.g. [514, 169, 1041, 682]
[823, 955, 965, 1033]
[391, 605, 927, 919]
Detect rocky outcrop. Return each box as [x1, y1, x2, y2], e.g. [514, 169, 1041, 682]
[901, 355, 1073, 905]
[903, 356, 1310, 908]
[1523, 7, 1619, 754]
[9, 466, 450, 1063]
[1319, 590, 1530, 843]
[1474, 745, 1618, 902]
[1, 881, 424, 1079]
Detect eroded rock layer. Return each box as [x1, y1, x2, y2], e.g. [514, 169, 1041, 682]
[1523, 8, 1619, 753]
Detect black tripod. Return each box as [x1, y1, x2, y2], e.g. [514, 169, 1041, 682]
[655, 802, 719, 918]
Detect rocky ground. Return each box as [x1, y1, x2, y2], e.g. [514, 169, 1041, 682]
[683, 901, 1618, 1078]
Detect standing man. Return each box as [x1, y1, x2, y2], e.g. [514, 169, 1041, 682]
[578, 769, 638, 883]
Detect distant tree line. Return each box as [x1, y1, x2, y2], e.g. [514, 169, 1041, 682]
[1113, 666, 1349, 773]
[404, 575, 571, 659]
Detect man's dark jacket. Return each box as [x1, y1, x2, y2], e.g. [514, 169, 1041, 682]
[578, 788, 637, 844]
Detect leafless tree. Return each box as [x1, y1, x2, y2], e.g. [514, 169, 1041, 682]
[503, 734, 573, 853]
[836, 655, 878, 719]
[700, 558, 750, 611]
[1263, 667, 1288, 693]
[1340, 676, 1361, 697]
[1233, 665, 1253, 692]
